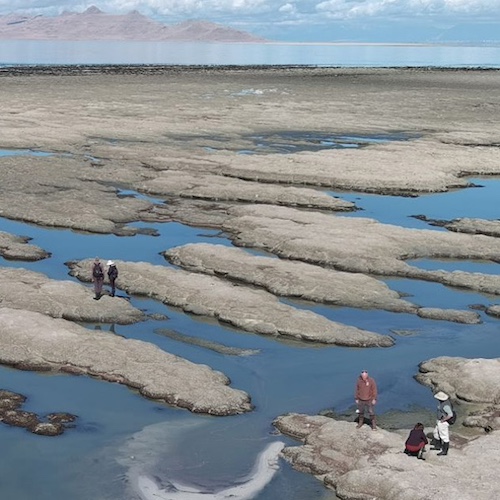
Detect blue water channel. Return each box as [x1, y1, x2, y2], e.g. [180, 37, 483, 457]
[1, 146, 500, 498]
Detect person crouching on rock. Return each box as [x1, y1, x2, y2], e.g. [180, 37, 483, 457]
[107, 260, 118, 297]
[355, 369, 378, 430]
[404, 423, 428, 460]
[92, 257, 105, 300]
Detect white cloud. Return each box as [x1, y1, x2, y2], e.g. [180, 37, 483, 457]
[316, 0, 500, 18]
[1, 0, 499, 18]
[0, 0, 499, 40]
[279, 2, 298, 14]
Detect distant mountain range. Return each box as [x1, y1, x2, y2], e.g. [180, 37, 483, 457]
[0, 6, 265, 42]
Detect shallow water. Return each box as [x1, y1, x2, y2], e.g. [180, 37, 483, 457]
[1, 170, 500, 498]
[1, 41, 500, 67]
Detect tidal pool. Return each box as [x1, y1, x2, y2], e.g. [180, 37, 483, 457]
[0, 148, 54, 157]
[330, 177, 500, 229]
[0, 178, 500, 499]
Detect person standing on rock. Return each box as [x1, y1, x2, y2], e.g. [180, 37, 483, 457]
[107, 260, 118, 297]
[431, 391, 453, 456]
[355, 370, 378, 430]
[92, 257, 105, 300]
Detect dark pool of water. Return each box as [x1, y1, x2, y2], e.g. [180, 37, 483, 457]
[1, 176, 500, 499]
[213, 130, 416, 155]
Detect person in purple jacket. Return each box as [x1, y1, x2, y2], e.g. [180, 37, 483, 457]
[404, 423, 428, 460]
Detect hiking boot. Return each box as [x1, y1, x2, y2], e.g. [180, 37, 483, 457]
[430, 438, 442, 450]
[437, 442, 449, 456]
[356, 417, 364, 428]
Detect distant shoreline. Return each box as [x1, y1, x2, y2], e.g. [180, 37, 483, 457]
[1, 64, 500, 76]
[1, 39, 500, 47]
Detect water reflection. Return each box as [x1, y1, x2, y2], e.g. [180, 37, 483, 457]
[1, 40, 500, 67]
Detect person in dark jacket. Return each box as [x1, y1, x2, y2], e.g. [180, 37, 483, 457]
[355, 370, 378, 430]
[107, 260, 118, 297]
[92, 257, 105, 300]
[404, 423, 428, 460]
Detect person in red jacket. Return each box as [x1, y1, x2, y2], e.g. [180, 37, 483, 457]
[355, 370, 378, 430]
[404, 423, 428, 460]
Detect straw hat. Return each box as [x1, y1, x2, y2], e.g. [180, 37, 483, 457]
[107, 260, 115, 266]
[434, 391, 449, 401]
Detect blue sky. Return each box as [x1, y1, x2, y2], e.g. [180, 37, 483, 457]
[1, 1, 499, 42]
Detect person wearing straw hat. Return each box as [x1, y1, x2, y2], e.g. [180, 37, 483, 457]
[106, 260, 118, 297]
[431, 391, 453, 456]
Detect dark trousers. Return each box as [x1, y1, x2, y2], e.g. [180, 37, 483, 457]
[93, 277, 104, 296]
[358, 400, 375, 417]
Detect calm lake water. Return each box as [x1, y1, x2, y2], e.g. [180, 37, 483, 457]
[0, 91, 499, 498]
[1, 40, 500, 67]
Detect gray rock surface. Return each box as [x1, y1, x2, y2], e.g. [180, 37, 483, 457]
[0, 231, 50, 261]
[0, 267, 144, 324]
[416, 307, 481, 324]
[417, 356, 500, 431]
[417, 356, 500, 404]
[0, 307, 251, 415]
[222, 205, 500, 291]
[139, 170, 356, 211]
[274, 412, 500, 500]
[444, 218, 500, 237]
[68, 259, 394, 347]
[165, 243, 416, 312]
[0, 155, 154, 234]
[165, 244, 482, 324]
[2, 68, 500, 239]
[485, 304, 500, 318]
[214, 138, 500, 195]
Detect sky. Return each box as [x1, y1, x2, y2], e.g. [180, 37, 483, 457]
[0, 0, 499, 42]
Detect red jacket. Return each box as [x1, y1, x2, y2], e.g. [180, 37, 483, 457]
[355, 376, 377, 401]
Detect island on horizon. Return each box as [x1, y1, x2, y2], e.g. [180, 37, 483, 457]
[0, 5, 267, 43]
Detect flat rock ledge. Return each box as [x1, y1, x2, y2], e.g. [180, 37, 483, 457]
[138, 170, 356, 211]
[485, 305, 500, 318]
[273, 413, 500, 500]
[221, 205, 500, 296]
[417, 356, 500, 432]
[213, 138, 500, 195]
[165, 244, 481, 324]
[0, 267, 144, 324]
[68, 259, 393, 347]
[0, 308, 251, 416]
[0, 230, 50, 261]
[417, 217, 500, 238]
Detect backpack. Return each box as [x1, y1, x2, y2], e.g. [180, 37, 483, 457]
[92, 263, 104, 278]
[448, 409, 457, 425]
